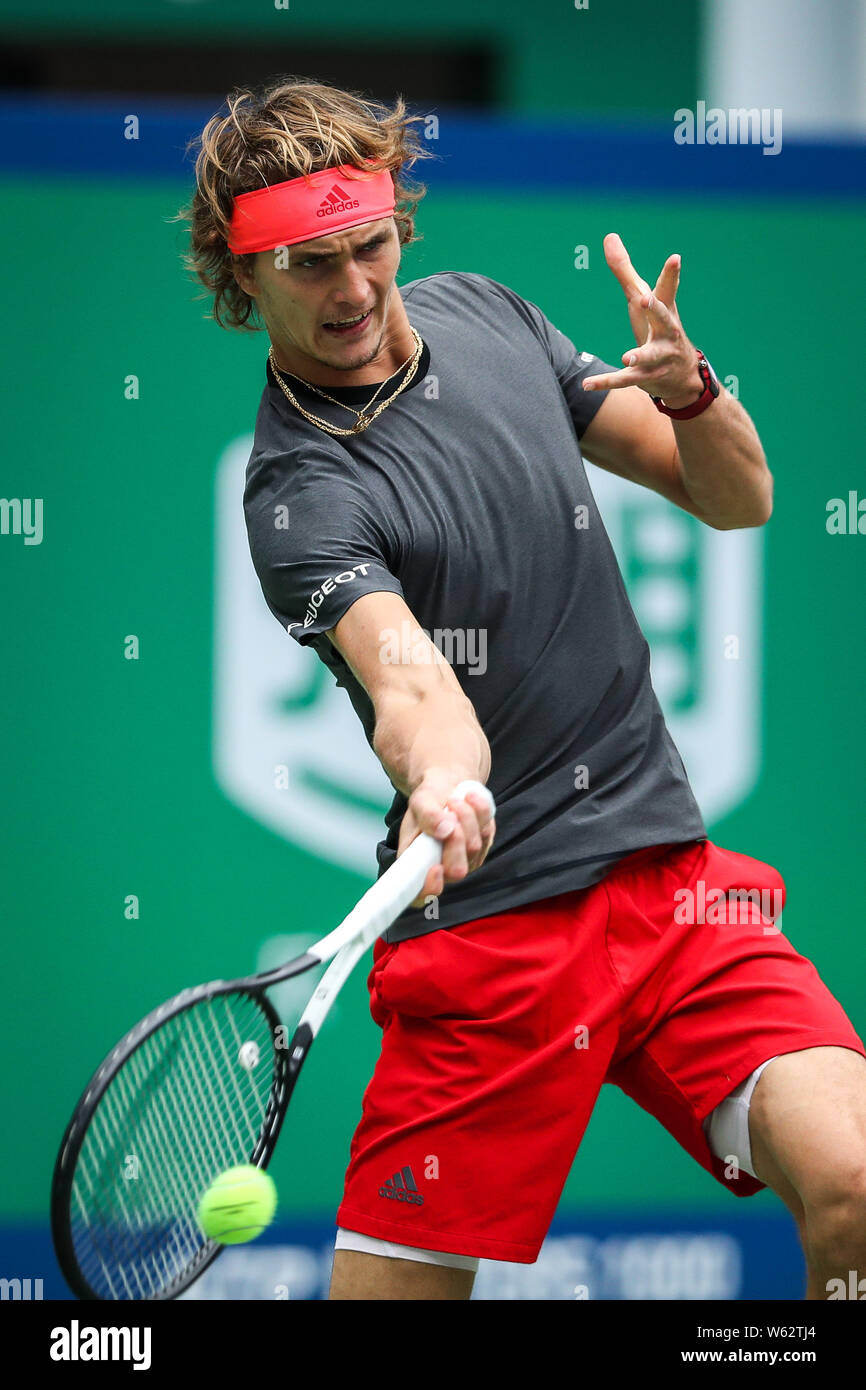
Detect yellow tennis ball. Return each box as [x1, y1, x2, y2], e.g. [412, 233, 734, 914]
[196, 1165, 277, 1245]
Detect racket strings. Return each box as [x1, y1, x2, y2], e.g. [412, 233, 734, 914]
[69, 993, 277, 1300]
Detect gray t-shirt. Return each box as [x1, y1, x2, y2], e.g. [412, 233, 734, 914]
[244, 270, 706, 941]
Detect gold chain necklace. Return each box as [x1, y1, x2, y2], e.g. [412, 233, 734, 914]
[280, 344, 413, 417]
[268, 328, 424, 437]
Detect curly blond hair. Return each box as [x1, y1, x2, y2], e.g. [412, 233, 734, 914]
[177, 78, 434, 331]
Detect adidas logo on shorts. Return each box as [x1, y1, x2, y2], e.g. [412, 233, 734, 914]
[378, 1165, 424, 1206]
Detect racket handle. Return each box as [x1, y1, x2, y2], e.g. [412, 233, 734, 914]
[397, 777, 496, 887]
[371, 778, 496, 918]
[421, 777, 496, 860]
[313, 781, 496, 959]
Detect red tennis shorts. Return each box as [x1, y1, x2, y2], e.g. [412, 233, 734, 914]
[336, 838, 865, 1263]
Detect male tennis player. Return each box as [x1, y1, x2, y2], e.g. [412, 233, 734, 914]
[184, 79, 866, 1301]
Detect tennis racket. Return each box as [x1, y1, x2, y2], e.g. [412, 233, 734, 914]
[51, 779, 495, 1301]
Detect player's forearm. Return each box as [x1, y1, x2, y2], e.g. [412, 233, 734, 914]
[372, 685, 491, 799]
[673, 387, 773, 530]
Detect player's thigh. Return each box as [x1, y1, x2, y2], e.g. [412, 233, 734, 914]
[749, 1046, 866, 1217]
[328, 1248, 475, 1301]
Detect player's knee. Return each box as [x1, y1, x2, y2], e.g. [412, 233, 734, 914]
[801, 1162, 866, 1257]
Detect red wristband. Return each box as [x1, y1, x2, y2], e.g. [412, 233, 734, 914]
[651, 351, 720, 419]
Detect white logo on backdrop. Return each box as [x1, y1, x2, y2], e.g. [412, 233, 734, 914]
[213, 436, 394, 877]
[587, 464, 761, 827]
[213, 438, 761, 873]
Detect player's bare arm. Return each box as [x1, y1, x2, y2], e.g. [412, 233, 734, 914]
[327, 590, 495, 904]
[581, 232, 773, 532]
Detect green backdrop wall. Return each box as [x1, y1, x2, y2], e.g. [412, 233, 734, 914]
[2, 169, 864, 1228]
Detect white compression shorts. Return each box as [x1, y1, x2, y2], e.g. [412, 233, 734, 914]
[334, 1055, 780, 1272]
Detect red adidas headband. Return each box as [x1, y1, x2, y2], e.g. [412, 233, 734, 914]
[227, 163, 396, 255]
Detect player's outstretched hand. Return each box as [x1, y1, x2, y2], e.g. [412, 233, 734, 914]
[397, 769, 496, 909]
[582, 232, 704, 408]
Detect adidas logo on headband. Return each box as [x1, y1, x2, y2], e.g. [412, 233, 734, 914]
[317, 183, 361, 219]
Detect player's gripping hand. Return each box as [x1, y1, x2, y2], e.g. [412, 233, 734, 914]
[582, 232, 704, 409]
[397, 768, 497, 909]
